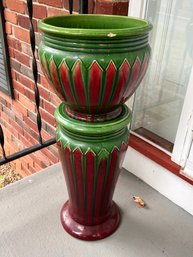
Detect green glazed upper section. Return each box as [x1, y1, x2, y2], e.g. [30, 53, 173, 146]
[55, 103, 132, 136]
[38, 14, 152, 39]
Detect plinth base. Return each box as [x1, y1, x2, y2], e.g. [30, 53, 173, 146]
[60, 201, 121, 241]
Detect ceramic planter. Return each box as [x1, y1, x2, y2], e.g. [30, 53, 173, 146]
[38, 14, 152, 240]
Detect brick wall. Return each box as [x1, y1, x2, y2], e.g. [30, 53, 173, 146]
[0, 0, 129, 177]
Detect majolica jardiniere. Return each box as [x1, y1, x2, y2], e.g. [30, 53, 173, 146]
[38, 14, 152, 240]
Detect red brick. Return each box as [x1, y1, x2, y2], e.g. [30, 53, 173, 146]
[9, 119, 24, 136]
[18, 135, 31, 148]
[43, 100, 55, 115]
[4, 9, 18, 24]
[10, 105, 23, 119]
[21, 163, 32, 176]
[20, 42, 33, 57]
[0, 110, 10, 123]
[11, 69, 17, 80]
[33, 162, 45, 171]
[17, 92, 36, 112]
[28, 165, 37, 174]
[5, 22, 12, 34]
[7, 36, 21, 51]
[34, 151, 51, 167]
[41, 130, 52, 141]
[39, 75, 52, 90]
[47, 7, 68, 17]
[16, 73, 34, 90]
[50, 92, 61, 106]
[41, 148, 58, 164]
[23, 116, 39, 133]
[12, 80, 25, 94]
[96, 0, 129, 15]
[18, 15, 38, 32]
[33, 4, 47, 19]
[6, 0, 25, 14]
[14, 50, 30, 67]
[39, 0, 63, 8]
[40, 108, 56, 126]
[10, 58, 21, 73]
[23, 130, 39, 145]
[8, 47, 14, 58]
[12, 100, 28, 116]
[24, 87, 34, 101]
[14, 26, 30, 43]
[30, 153, 45, 169]
[23, 155, 34, 168]
[20, 64, 33, 80]
[14, 80, 34, 101]
[38, 85, 50, 101]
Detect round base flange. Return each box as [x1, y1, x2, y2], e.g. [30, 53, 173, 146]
[60, 201, 121, 241]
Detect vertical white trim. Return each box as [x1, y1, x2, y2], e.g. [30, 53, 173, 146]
[128, 0, 147, 18]
[172, 67, 193, 166]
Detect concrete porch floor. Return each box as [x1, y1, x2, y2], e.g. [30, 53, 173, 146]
[0, 163, 193, 257]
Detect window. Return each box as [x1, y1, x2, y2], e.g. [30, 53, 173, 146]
[129, 0, 193, 178]
[0, 1, 13, 97]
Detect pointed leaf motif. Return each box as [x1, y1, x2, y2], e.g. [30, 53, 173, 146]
[73, 60, 87, 109]
[123, 57, 141, 99]
[94, 158, 108, 219]
[111, 59, 130, 106]
[64, 147, 77, 207]
[101, 61, 117, 110]
[89, 61, 103, 112]
[124, 55, 149, 100]
[85, 150, 95, 225]
[59, 61, 76, 105]
[101, 147, 119, 212]
[98, 148, 109, 161]
[73, 148, 85, 217]
[50, 58, 67, 101]
[135, 55, 149, 88]
[41, 53, 52, 82]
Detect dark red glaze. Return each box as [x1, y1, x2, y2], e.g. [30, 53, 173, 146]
[73, 61, 87, 110]
[61, 201, 120, 241]
[50, 58, 67, 101]
[57, 142, 128, 240]
[111, 60, 130, 106]
[65, 106, 122, 123]
[85, 150, 95, 225]
[60, 62, 76, 105]
[123, 58, 141, 99]
[73, 149, 85, 221]
[89, 61, 102, 112]
[101, 61, 117, 110]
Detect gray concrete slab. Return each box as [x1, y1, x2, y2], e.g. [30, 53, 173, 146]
[0, 163, 193, 257]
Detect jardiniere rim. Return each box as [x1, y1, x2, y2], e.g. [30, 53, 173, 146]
[38, 14, 152, 39]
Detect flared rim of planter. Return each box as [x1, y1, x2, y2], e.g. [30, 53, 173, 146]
[55, 103, 132, 135]
[38, 14, 152, 39]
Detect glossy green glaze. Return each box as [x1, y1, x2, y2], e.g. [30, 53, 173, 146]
[38, 14, 152, 117]
[38, 14, 153, 240]
[55, 103, 130, 239]
[55, 103, 131, 136]
[38, 14, 152, 39]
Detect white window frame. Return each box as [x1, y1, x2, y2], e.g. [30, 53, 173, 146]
[128, 0, 193, 172]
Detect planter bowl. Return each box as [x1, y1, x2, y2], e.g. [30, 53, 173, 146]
[38, 14, 152, 120]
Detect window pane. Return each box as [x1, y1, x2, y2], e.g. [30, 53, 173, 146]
[131, 0, 193, 147]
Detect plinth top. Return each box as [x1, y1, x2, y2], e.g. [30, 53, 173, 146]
[55, 103, 132, 136]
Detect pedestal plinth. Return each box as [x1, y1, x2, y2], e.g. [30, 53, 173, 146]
[55, 103, 131, 240]
[38, 14, 152, 241]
